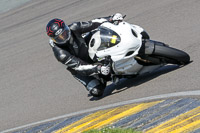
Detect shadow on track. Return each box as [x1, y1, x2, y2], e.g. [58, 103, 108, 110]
[89, 64, 188, 101]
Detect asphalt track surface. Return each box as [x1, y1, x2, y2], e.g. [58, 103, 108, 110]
[0, 0, 200, 132]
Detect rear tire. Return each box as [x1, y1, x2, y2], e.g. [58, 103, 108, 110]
[153, 44, 190, 65]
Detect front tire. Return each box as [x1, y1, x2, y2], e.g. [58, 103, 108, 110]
[153, 44, 190, 65]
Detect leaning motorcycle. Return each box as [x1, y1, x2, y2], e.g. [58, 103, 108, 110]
[86, 17, 190, 83]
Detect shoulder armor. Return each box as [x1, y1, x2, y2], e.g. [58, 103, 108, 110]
[49, 38, 55, 47]
[69, 22, 80, 31]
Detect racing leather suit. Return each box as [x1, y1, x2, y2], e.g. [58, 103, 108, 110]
[49, 16, 111, 95]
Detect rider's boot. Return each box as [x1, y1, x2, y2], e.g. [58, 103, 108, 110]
[87, 79, 106, 97]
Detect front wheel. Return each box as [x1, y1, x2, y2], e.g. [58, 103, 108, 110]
[153, 44, 190, 65]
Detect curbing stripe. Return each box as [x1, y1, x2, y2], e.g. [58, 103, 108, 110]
[43, 113, 89, 133]
[64, 104, 138, 133]
[55, 101, 162, 133]
[170, 118, 200, 133]
[112, 99, 177, 127]
[55, 109, 113, 132]
[142, 99, 200, 131]
[146, 106, 200, 133]
[82, 101, 162, 132]
[13, 120, 62, 133]
[127, 98, 194, 129]
[140, 98, 199, 130]
[54, 105, 135, 133]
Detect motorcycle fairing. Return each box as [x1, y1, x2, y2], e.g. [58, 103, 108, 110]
[88, 22, 143, 62]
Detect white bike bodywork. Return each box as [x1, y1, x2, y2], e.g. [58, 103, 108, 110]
[88, 21, 162, 75]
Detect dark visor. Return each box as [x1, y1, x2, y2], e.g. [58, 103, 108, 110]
[52, 27, 70, 44]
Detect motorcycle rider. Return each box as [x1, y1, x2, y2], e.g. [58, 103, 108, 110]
[46, 13, 124, 97]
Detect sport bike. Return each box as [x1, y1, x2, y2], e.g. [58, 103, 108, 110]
[86, 18, 190, 83]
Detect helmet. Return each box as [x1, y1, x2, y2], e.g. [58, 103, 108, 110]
[46, 18, 71, 44]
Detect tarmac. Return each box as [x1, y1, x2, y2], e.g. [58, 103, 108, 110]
[0, 0, 31, 14]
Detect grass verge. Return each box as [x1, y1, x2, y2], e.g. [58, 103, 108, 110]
[83, 127, 141, 133]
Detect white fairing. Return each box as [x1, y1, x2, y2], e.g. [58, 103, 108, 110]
[89, 22, 143, 60]
[88, 21, 160, 75]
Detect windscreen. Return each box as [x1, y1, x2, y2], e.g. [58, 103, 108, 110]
[97, 26, 121, 51]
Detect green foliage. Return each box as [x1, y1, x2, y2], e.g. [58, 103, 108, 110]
[83, 127, 141, 133]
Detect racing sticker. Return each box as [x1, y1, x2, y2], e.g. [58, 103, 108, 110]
[111, 35, 117, 44]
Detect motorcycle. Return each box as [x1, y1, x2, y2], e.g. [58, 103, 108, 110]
[86, 17, 190, 83]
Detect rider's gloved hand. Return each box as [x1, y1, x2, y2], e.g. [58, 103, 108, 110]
[112, 13, 123, 22]
[97, 65, 110, 76]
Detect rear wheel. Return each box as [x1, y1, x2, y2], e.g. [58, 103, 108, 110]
[153, 44, 190, 65]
